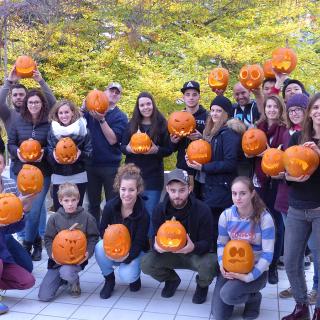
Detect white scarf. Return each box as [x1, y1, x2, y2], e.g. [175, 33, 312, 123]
[51, 118, 88, 140]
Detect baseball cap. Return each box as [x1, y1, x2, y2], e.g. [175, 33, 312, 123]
[106, 82, 123, 93]
[181, 81, 200, 94]
[166, 169, 189, 185]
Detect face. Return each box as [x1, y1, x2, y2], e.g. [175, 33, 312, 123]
[166, 181, 190, 209]
[288, 106, 305, 125]
[183, 89, 200, 109]
[262, 81, 276, 97]
[265, 98, 280, 121]
[119, 178, 138, 207]
[309, 99, 320, 127]
[105, 88, 121, 107]
[59, 196, 79, 213]
[233, 84, 250, 106]
[284, 83, 303, 101]
[210, 105, 224, 123]
[27, 95, 42, 118]
[231, 181, 254, 211]
[57, 104, 74, 126]
[11, 88, 27, 108]
[138, 97, 153, 120]
[0, 155, 5, 175]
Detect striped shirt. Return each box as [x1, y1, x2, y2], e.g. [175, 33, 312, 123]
[217, 205, 275, 282]
[1, 176, 20, 196]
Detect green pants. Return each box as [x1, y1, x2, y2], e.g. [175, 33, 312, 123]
[141, 251, 217, 288]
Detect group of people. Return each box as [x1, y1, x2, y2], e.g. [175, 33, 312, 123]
[0, 61, 319, 320]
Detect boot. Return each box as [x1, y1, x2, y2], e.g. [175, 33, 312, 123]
[161, 278, 181, 298]
[192, 284, 208, 304]
[129, 277, 141, 292]
[281, 303, 310, 320]
[22, 240, 32, 255]
[100, 272, 115, 299]
[268, 264, 279, 284]
[31, 236, 42, 261]
[243, 292, 262, 320]
[312, 308, 320, 320]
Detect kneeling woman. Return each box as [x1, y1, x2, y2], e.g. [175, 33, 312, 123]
[95, 163, 150, 299]
[212, 176, 275, 320]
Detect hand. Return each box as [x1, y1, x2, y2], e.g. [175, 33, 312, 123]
[302, 141, 320, 156]
[145, 142, 159, 154]
[174, 234, 195, 254]
[226, 271, 248, 282]
[34, 149, 44, 162]
[250, 87, 263, 97]
[126, 144, 136, 154]
[154, 237, 167, 253]
[220, 264, 234, 280]
[244, 153, 255, 159]
[32, 67, 43, 82]
[285, 173, 310, 182]
[89, 110, 107, 121]
[187, 130, 202, 141]
[185, 155, 202, 171]
[77, 252, 89, 265]
[170, 134, 181, 143]
[53, 149, 62, 164]
[17, 149, 27, 163]
[212, 88, 225, 96]
[20, 193, 39, 212]
[109, 253, 129, 263]
[274, 71, 289, 89]
[270, 172, 285, 179]
[7, 65, 21, 83]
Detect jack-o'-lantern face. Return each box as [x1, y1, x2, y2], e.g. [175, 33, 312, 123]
[223, 240, 254, 274]
[242, 128, 267, 156]
[263, 59, 276, 79]
[156, 217, 187, 252]
[208, 67, 229, 90]
[239, 64, 264, 90]
[15, 55, 36, 78]
[186, 139, 212, 164]
[17, 164, 44, 195]
[103, 224, 131, 260]
[0, 193, 23, 225]
[52, 226, 87, 265]
[283, 146, 319, 177]
[261, 148, 285, 176]
[167, 111, 196, 137]
[272, 47, 297, 74]
[19, 139, 42, 162]
[55, 137, 78, 164]
[130, 131, 152, 154]
[85, 89, 109, 114]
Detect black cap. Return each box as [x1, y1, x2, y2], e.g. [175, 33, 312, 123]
[282, 79, 308, 98]
[166, 169, 189, 185]
[181, 81, 200, 94]
[210, 96, 233, 117]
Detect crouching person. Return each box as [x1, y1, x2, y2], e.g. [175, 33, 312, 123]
[38, 183, 99, 301]
[141, 168, 217, 304]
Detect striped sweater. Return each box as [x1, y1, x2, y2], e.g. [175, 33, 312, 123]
[217, 205, 275, 282]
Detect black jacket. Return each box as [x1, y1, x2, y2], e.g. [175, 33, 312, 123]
[152, 193, 214, 255]
[100, 195, 150, 264]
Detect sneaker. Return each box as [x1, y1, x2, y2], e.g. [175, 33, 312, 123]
[308, 289, 317, 305]
[243, 292, 262, 320]
[268, 266, 278, 285]
[279, 287, 293, 299]
[192, 284, 208, 304]
[69, 281, 81, 298]
[129, 277, 141, 292]
[304, 256, 311, 270]
[0, 302, 8, 315]
[161, 278, 181, 298]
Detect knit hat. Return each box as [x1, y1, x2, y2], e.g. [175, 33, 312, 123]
[282, 79, 308, 98]
[210, 96, 233, 117]
[286, 93, 309, 110]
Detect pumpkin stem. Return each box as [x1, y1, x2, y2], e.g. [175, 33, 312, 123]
[69, 223, 79, 231]
[171, 216, 176, 221]
[137, 127, 141, 133]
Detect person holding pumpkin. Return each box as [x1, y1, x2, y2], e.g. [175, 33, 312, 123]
[120, 92, 171, 236]
[95, 163, 149, 299]
[211, 176, 275, 320]
[281, 93, 320, 320]
[38, 183, 99, 301]
[47, 99, 92, 211]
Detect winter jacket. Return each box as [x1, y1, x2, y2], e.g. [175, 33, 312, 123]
[100, 195, 150, 264]
[152, 193, 214, 255]
[202, 119, 245, 209]
[47, 118, 92, 176]
[44, 206, 99, 269]
[232, 100, 260, 128]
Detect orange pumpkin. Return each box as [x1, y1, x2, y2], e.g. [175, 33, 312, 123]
[15, 55, 36, 78]
[103, 224, 131, 260]
[242, 128, 267, 156]
[222, 240, 255, 274]
[261, 148, 285, 176]
[85, 89, 109, 114]
[52, 223, 87, 265]
[156, 217, 187, 252]
[129, 130, 152, 154]
[167, 111, 196, 137]
[208, 67, 229, 90]
[239, 64, 264, 90]
[283, 146, 319, 177]
[0, 193, 24, 225]
[19, 139, 42, 162]
[263, 59, 276, 79]
[55, 137, 78, 164]
[186, 139, 212, 164]
[17, 164, 44, 195]
[272, 47, 297, 74]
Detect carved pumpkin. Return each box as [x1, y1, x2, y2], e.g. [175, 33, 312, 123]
[129, 130, 152, 154]
[156, 217, 187, 252]
[208, 67, 229, 91]
[223, 240, 255, 274]
[186, 139, 212, 164]
[272, 47, 297, 74]
[55, 137, 78, 164]
[17, 164, 44, 195]
[52, 223, 87, 265]
[263, 59, 276, 79]
[283, 146, 319, 177]
[242, 128, 267, 156]
[15, 55, 36, 78]
[19, 139, 42, 162]
[261, 148, 285, 176]
[239, 64, 264, 90]
[0, 193, 23, 225]
[103, 224, 131, 260]
[85, 89, 109, 114]
[167, 111, 196, 137]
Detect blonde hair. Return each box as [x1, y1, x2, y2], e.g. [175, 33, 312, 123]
[203, 109, 229, 142]
[58, 183, 80, 200]
[49, 100, 80, 125]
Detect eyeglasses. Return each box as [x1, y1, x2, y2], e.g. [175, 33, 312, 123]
[28, 101, 41, 106]
[288, 108, 304, 115]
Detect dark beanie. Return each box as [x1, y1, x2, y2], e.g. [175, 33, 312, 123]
[282, 79, 308, 98]
[210, 96, 233, 117]
[286, 93, 309, 110]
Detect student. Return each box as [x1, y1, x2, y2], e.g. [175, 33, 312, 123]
[212, 176, 275, 320]
[47, 100, 92, 211]
[38, 183, 99, 301]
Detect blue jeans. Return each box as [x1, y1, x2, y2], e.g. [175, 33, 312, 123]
[143, 190, 161, 237]
[94, 240, 142, 283]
